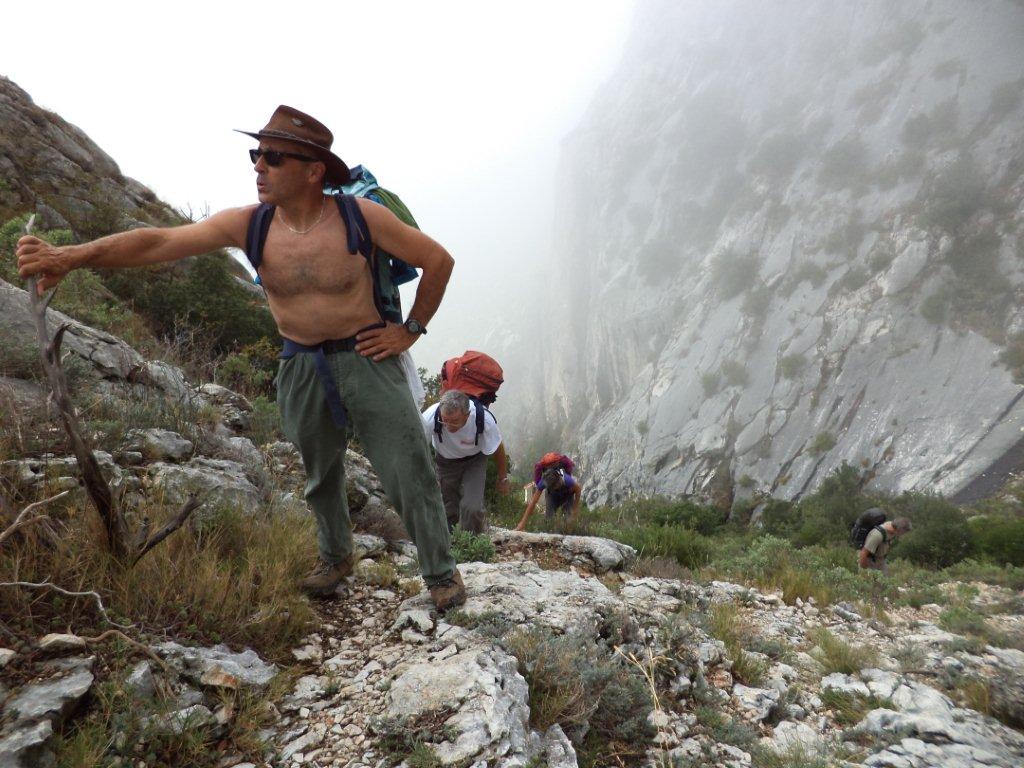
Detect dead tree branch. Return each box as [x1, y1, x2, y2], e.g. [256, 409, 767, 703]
[132, 495, 203, 566]
[24, 215, 130, 559]
[22, 216, 202, 562]
[79, 629, 173, 674]
[0, 489, 71, 548]
[0, 579, 134, 629]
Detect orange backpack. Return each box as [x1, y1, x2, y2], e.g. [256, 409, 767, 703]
[439, 351, 504, 405]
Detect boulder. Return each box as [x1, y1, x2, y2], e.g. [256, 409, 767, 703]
[152, 642, 277, 692]
[386, 647, 531, 766]
[122, 428, 194, 462]
[147, 457, 262, 511]
[490, 528, 636, 572]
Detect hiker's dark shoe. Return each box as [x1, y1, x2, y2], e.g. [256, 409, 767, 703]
[429, 568, 466, 612]
[300, 558, 353, 597]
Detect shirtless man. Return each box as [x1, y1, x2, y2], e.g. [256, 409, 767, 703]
[17, 105, 466, 610]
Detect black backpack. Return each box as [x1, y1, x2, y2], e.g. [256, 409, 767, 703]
[433, 397, 496, 446]
[243, 194, 403, 324]
[850, 507, 887, 550]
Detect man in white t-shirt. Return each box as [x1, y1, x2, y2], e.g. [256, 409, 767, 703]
[422, 390, 509, 534]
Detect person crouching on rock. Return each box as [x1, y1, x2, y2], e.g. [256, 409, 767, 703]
[421, 390, 509, 534]
[515, 466, 582, 531]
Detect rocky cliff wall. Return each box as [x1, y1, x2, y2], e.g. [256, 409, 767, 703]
[510, 0, 1024, 506]
[0, 76, 178, 234]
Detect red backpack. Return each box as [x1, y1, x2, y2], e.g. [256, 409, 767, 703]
[434, 351, 504, 446]
[440, 351, 504, 405]
[533, 453, 574, 485]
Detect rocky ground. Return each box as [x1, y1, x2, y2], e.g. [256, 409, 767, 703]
[8, 520, 1020, 767]
[250, 537, 1024, 768]
[2, 282, 1023, 767]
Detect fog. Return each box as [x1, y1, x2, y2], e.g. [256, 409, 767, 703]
[3, 0, 636, 371]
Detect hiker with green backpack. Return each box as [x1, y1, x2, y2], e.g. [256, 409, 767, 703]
[16, 104, 467, 611]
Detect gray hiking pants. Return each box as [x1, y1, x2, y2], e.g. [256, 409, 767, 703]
[434, 452, 488, 534]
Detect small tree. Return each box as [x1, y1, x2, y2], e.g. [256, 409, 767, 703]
[418, 366, 442, 409]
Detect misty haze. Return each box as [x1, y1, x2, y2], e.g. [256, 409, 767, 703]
[2, 2, 1024, 767]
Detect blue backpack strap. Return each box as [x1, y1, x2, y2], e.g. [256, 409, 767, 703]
[244, 203, 275, 276]
[335, 194, 372, 257]
[335, 194, 399, 323]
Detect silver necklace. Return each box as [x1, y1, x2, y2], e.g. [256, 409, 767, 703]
[278, 197, 327, 235]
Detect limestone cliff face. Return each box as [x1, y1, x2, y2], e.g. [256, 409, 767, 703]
[0, 76, 178, 233]
[508, 0, 1024, 505]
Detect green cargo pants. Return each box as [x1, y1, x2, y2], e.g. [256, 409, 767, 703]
[276, 350, 456, 586]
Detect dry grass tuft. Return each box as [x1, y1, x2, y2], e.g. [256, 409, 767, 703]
[808, 627, 878, 675]
[1, 498, 315, 659]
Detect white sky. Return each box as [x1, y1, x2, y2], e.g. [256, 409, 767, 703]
[3, 0, 635, 370]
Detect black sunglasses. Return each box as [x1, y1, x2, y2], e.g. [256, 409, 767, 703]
[249, 148, 318, 166]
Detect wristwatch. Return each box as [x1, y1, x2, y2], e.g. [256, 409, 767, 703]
[403, 318, 427, 335]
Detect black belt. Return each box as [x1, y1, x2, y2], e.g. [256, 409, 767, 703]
[279, 323, 385, 428]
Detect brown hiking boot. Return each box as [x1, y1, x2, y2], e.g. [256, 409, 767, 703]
[300, 557, 353, 598]
[429, 568, 467, 612]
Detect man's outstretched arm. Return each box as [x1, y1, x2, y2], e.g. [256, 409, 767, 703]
[354, 198, 454, 360]
[17, 207, 252, 293]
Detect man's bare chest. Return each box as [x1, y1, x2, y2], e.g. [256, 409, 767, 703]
[258, 221, 371, 298]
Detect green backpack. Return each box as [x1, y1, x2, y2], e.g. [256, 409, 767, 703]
[334, 166, 420, 323]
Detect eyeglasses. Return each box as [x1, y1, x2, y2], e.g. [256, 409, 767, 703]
[249, 148, 318, 167]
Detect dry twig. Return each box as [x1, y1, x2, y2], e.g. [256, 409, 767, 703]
[0, 579, 134, 630]
[0, 489, 72, 548]
[79, 629, 173, 674]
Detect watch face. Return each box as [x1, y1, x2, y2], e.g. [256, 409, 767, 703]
[406, 319, 423, 334]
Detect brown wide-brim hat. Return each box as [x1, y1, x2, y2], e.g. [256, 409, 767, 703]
[235, 105, 351, 185]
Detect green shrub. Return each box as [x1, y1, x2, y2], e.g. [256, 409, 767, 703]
[749, 132, 805, 179]
[615, 525, 713, 569]
[791, 463, 873, 547]
[999, 335, 1024, 382]
[785, 261, 828, 293]
[901, 98, 958, 147]
[970, 516, 1024, 566]
[248, 396, 282, 447]
[819, 689, 891, 726]
[710, 250, 760, 299]
[701, 371, 722, 397]
[889, 493, 974, 568]
[450, 528, 496, 563]
[504, 629, 654, 763]
[741, 287, 771, 321]
[102, 251, 278, 353]
[216, 338, 278, 399]
[759, 499, 800, 538]
[939, 605, 991, 638]
[720, 360, 749, 388]
[808, 627, 878, 674]
[706, 604, 768, 685]
[650, 500, 725, 535]
[818, 136, 868, 189]
[919, 291, 949, 324]
[638, 238, 683, 285]
[920, 154, 989, 233]
[832, 266, 870, 294]
[0, 335, 43, 379]
[808, 432, 837, 455]
[778, 354, 806, 380]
